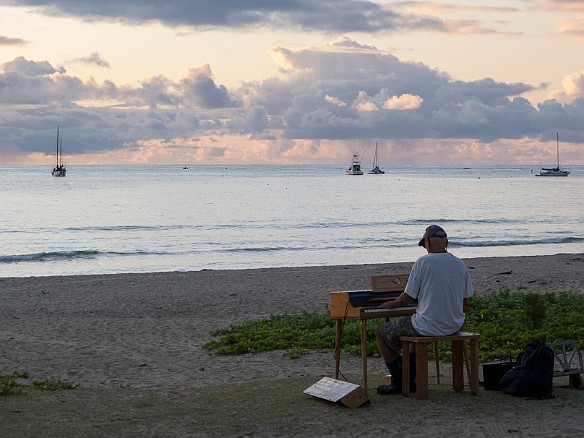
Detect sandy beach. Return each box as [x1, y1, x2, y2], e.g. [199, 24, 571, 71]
[1, 253, 583, 437]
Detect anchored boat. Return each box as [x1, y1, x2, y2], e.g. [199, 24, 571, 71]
[536, 133, 569, 177]
[346, 152, 364, 175]
[51, 127, 66, 177]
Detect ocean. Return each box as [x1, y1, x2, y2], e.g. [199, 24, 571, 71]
[1, 164, 582, 278]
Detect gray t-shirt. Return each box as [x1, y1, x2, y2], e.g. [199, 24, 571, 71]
[405, 252, 474, 336]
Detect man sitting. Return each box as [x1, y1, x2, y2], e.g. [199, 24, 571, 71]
[375, 225, 474, 395]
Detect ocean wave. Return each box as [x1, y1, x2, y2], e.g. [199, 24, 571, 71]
[451, 236, 583, 248]
[222, 246, 294, 253]
[65, 225, 162, 232]
[0, 249, 167, 264]
[0, 217, 553, 237]
[0, 250, 102, 264]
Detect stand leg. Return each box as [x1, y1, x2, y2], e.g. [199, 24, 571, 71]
[360, 320, 368, 392]
[334, 320, 343, 379]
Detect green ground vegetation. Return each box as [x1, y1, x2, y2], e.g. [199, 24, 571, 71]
[0, 371, 77, 397]
[203, 291, 584, 362]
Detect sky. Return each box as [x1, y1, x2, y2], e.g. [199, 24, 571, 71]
[1, 0, 584, 166]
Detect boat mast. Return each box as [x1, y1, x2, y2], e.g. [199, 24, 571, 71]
[56, 126, 60, 167]
[556, 132, 560, 168]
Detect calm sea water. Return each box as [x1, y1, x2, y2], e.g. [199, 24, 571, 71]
[1, 164, 582, 278]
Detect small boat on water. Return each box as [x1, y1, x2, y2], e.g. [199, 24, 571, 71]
[51, 127, 66, 177]
[536, 133, 569, 177]
[346, 152, 363, 175]
[368, 143, 385, 174]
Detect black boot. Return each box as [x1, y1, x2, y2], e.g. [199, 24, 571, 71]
[377, 356, 402, 395]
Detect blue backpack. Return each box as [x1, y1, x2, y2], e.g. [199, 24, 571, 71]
[499, 340, 555, 399]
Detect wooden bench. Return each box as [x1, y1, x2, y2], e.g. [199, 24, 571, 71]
[400, 332, 480, 400]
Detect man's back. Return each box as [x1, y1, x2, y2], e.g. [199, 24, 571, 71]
[405, 252, 473, 336]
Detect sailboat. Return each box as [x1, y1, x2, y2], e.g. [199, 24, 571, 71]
[51, 127, 66, 177]
[368, 142, 385, 174]
[536, 133, 569, 177]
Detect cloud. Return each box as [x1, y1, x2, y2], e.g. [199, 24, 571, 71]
[557, 17, 584, 39]
[1, 38, 584, 164]
[262, 40, 538, 141]
[0, 35, 26, 46]
[178, 66, 237, 109]
[551, 71, 584, 102]
[2, 0, 400, 32]
[537, 0, 584, 39]
[384, 94, 423, 110]
[71, 52, 111, 68]
[324, 95, 347, 107]
[4, 0, 516, 35]
[537, 0, 584, 13]
[1, 56, 65, 76]
[562, 71, 584, 95]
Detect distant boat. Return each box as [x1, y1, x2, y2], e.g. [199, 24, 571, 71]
[536, 133, 569, 177]
[51, 127, 66, 177]
[346, 152, 363, 175]
[368, 143, 385, 174]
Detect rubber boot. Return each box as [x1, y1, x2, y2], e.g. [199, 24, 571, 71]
[377, 356, 403, 395]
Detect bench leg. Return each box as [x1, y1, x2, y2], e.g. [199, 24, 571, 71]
[433, 341, 440, 384]
[415, 343, 429, 400]
[452, 340, 464, 392]
[401, 335, 479, 400]
[402, 341, 411, 397]
[469, 339, 479, 396]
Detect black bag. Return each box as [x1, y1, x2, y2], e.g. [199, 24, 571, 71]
[499, 340, 555, 398]
[483, 360, 514, 391]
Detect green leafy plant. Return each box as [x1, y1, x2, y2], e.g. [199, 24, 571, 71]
[465, 291, 584, 360]
[1, 372, 78, 396]
[0, 371, 29, 396]
[203, 292, 584, 363]
[204, 312, 338, 356]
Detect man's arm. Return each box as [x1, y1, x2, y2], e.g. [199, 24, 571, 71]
[378, 292, 416, 309]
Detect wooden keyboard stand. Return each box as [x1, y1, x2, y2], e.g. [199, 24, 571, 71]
[330, 274, 413, 393]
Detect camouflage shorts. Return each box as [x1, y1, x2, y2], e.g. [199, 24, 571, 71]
[378, 316, 421, 353]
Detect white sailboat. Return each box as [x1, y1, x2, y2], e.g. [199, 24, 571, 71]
[368, 143, 385, 174]
[346, 152, 363, 175]
[536, 133, 569, 177]
[51, 127, 66, 177]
